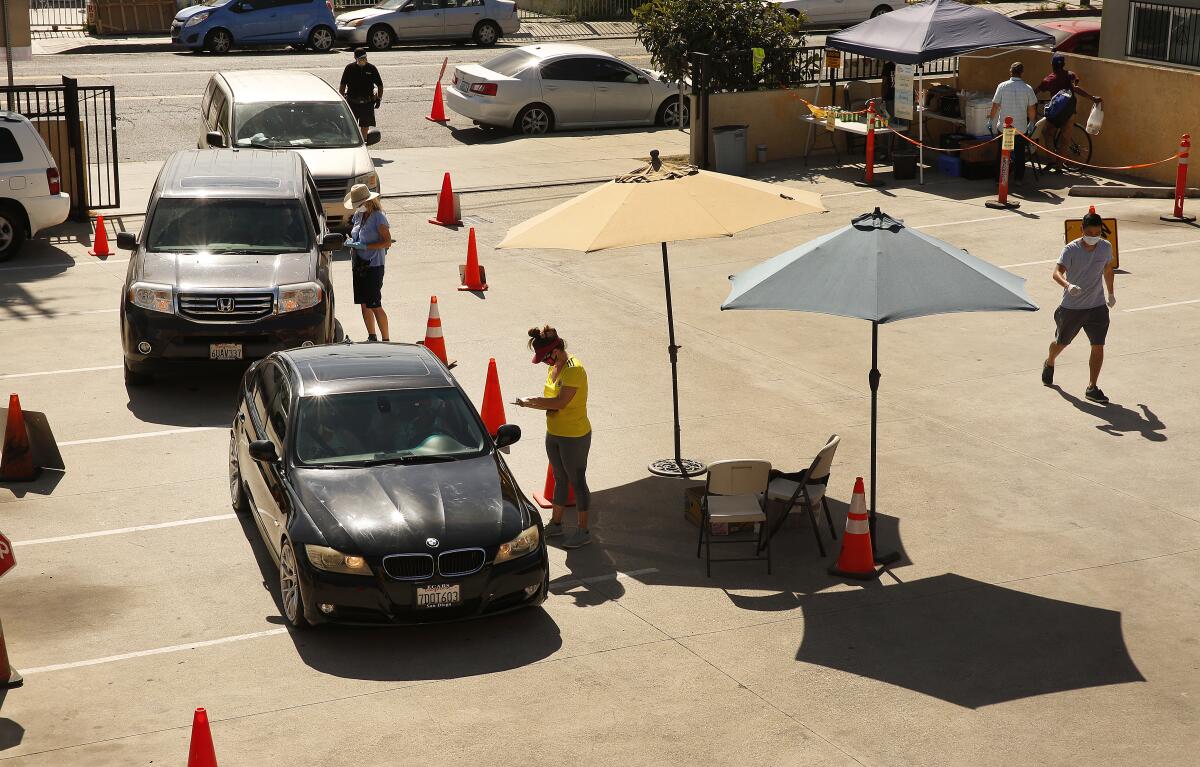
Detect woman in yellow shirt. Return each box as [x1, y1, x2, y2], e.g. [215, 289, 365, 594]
[515, 326, 592, 549]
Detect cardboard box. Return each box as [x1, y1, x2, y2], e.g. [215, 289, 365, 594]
[683, 486, 756, 536]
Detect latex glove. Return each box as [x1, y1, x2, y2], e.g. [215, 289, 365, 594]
[1024, 123, 1036, 136]
[1067, 284, 1083, 297]
[986, 120, 993, 135]
[345, 240, 364, 250]
[1107, 293, 1117, 308]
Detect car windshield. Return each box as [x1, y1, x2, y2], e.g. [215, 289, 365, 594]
[234, 102, 361, 149]
[377, 0, 406, 8]
[146, 198, 313, 253]
[295, 387, 490, 466]
[201, 0, 229, 6]
[482, 49, 540, 77]
[1048, 28, 1074, 46]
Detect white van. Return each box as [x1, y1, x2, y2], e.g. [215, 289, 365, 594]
[199, 70, 380, 229]
[0, 112, 71, 261]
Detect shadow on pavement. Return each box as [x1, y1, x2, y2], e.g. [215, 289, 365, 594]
[125, 367, 245, 428]
[0, 688, 23, 751]
[795, 572, 1145, 708]
[1053, 386, 1167, 441]
[0, 469, 64, 500]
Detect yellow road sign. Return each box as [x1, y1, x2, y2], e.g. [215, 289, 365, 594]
[825, 49, 841, 69]
[1065, 217, 1119, 270]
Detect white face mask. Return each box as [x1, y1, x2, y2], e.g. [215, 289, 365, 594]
[1082, 235, 1102, 246]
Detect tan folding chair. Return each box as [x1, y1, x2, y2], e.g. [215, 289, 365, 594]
[696, 459, 772, 577]
[763, 435, 841, 557]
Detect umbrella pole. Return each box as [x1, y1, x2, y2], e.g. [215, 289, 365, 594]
[869, 320, 900, 566]
[918, 64, 925, 186]
[647, 242, 708, 479]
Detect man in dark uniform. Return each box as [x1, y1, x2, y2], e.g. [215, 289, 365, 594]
[340, 47, 383, 140]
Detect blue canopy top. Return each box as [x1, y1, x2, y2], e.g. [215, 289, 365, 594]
[826, 0, 1055, 66]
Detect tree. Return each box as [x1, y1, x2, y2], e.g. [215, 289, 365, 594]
[634, 0, 806, 91]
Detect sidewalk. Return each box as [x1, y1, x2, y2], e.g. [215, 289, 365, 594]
[109, 128, 690, 216]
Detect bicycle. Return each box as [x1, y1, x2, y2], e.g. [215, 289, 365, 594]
[1030, 99, 1093, 175]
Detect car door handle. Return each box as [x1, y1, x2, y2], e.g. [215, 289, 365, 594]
[596, 86, 609, 92]
[544, 85, 558, 91]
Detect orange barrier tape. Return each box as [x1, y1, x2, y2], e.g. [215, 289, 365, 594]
[1023, 134, 1180, 170]
[889, 130, 1002, 153]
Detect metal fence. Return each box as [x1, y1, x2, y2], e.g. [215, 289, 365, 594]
[710, 47, 960, 93]
[29, 0, 87, 32]
[515, 0, 649, 21]
[0, 77, 120, 216]
[1127, 1, 1200, 68]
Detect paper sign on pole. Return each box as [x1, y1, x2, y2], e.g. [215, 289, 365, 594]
[1002, 126, 1015, 152]
[895, 64, 914, 121]
[1065, 218, 1119, 270]
[826, 108, 836, 132]
[824, 49, 841, 69]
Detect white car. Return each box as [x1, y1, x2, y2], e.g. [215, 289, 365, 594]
[336, 0, 519, 50]
[445, 44, 690, 134]
[0, 112, 71, 261]
[767, 0, 894, 27]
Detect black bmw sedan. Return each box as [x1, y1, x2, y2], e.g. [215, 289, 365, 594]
[228, 342, 549, 626]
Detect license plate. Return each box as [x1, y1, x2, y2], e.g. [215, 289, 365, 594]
[416, 583, 461, 609]
[209, 343, 243, 360]
[457, 80, 470, 93]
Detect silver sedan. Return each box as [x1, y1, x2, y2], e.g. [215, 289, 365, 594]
[444, 44, 690, 135]
[336, 0, 519, 50]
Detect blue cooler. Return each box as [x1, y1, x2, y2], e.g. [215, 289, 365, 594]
[937, 154, 961, 177]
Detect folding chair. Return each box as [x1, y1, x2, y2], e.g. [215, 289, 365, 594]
[763, 435, 841, 557]
[696, 459, 772, 577]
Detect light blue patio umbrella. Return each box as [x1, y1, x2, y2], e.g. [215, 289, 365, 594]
[721, 208, 1038, 564]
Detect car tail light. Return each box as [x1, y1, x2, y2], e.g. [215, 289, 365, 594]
[452, 74, 458, 85]
[47, 168, 61, 196]
[470, 83, 498, 96]
[326, 0, 333, 11]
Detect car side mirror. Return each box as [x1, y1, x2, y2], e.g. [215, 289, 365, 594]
[494, 424, 521, 449]
[365, 127, 382, 146]
[400, 3, 415, 10]
[636, 76, 649, 85]
[321, 232, 346, 252]
[249, 440, 279, 463]
[206, 131, 225, 148]
[116, 231, 137, 251]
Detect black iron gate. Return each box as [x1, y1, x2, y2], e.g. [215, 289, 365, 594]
[1, 76, 120, 218]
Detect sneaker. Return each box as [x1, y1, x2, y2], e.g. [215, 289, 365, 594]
[1085, 386, 1109, 404]
[544, 521, 564, 538]
[1041, 363, 1054, 386]
[366, 334, 378, 343]
[562, 529, 591, 549]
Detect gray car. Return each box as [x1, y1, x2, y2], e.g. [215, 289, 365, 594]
[335, 0, 519, 50]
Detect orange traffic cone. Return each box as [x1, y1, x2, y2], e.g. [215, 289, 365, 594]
[480, 357, 506, 437]
[458, 227, 488, 291]
[828, 477, 883, 580]
[418, 296, 452, 367]
[1, 616, 22, 690]
[426, 80, 448, 123]
[88, 215, 111, 258]
[1, 394, 36, 482]
[533, 463, 575, 509]
[187, 707, 218, 767]
[429, 172, 462, 227]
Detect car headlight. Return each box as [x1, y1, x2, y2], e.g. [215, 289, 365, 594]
[128, 282, 174, 314]
[495, 524, 540, 564]
[278, 282, 323, 314]
[184, 11, 210, 27]
[349, 18, 365, 27]
[306, 544, 372, 575]
[354, 171, 379, 192]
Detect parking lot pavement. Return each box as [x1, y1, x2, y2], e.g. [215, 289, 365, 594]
[2, 165, 1198, 764]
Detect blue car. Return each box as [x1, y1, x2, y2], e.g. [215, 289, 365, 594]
[171, 0, 338, 54]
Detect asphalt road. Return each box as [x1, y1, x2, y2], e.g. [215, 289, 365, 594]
[17, 39, 657, 162]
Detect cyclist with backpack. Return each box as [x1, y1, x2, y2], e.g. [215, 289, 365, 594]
[1036, 54, 1102, 168]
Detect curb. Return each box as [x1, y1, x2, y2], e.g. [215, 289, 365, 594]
[1068, 185, 1200, 198]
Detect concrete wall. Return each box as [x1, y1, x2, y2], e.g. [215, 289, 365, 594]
[1, 0, 32, 62]
[1099, 0, 1200, 62]
[959, 48, 1198, 185]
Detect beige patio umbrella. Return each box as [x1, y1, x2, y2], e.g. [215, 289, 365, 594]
[498, 150, 825, 478]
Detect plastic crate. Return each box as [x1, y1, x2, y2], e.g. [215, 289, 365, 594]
[937, 155, 961, 177]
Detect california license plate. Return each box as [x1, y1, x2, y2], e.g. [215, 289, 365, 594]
[209, 343, 243, 360]
[457, 80, 469, 93]
[416, 583, 460, 609]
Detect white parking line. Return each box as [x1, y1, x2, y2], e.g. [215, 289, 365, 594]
[0, 365, 122, 380]
[19, 628, 290, 676]
[1124, 298, 1200, 312]
[1120, 238, 1200, 254]
[13, 514, 235, 546]
[551, 567, 659, 591]
[59, 427, 222, 447]
[1002, 258, 1057, 268]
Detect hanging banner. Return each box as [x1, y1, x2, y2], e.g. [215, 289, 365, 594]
[895, 63, 914, 121]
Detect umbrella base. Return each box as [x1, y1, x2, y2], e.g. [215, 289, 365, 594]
[853, 179, 886, 188]
[647, 457, 707, 478]
[1160, 214, 1197, 223]
[828, 564, 887, 581]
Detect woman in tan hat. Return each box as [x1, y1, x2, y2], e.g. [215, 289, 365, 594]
[344, 183, 392, 342]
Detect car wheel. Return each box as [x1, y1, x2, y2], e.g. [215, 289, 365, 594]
[205, 28, 233, 54]
[279, 540, 310, 629]
[533, 568, 549, 607]
[473, 20, 500, 47]
[123, 359, 151, 386]
[228, 431, 250, 514]
[308, 25, 335, 53]
[0, 203, 27, 262]
[333, 318, 345, 343]
[870, 4, 892, 17]
[368, 24, 394, 51]
[656, 97, 690, 128]
[515, 104, 553, 135]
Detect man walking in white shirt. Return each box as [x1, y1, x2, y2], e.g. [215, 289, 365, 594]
[988, 62, 1038, 185]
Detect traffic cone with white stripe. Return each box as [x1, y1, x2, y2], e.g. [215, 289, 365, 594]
[827, 477, 884, 580]
[417, 296, 454, 368]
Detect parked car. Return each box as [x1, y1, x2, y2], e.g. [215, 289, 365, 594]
[228, 343, 549, 627]
[117, 149, 345, 386]
[171, 0, 338, 54]
[0, 112, 70, 262]
[199, 70, 380, 229]
[336, 0, 519, 50]
[1038, 19, 1101, 57]
[445, 43, 690, 135]
[765, 0, 894, 27]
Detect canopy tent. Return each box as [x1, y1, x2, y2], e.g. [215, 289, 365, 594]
[826, 0, 1055, 183]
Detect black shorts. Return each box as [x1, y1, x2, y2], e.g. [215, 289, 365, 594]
[1054, 304, 1109, 346]
[348, 99, 375, 128]
[353, 264, 385, 308]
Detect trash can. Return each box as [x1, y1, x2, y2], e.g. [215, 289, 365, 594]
[712, 125, 748, 176]
[893, 148, 918, 180]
